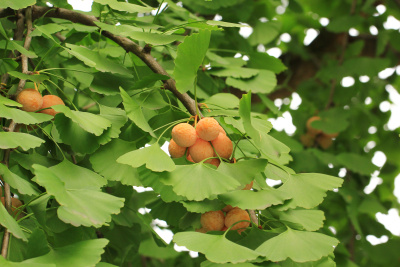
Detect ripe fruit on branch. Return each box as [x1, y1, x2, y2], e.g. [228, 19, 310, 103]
[316, 134, 333, 150]
[196, 117, 220, 141]
[211, 132, 233, 159]
[208, 158, 220, 167]
[201, 210, 225, 231]
[222, 205, 234, 213]
[39, 95, 65, 116]
[225, 208, 250, 232]
[306, 116, 322, 137]
[16, 88, 43, 112]
[171, 123, 197, 147]
[188, 138, 214, 163]
[168, 139, 186, 158]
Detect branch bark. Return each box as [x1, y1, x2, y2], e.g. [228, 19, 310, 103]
[31, 6, 198, 116]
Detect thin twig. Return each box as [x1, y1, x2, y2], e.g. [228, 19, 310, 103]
[16, 7, 33, 96]
[1, 121, 17, 258]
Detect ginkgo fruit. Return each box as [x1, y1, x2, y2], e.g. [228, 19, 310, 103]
[39, 95, 65, 116]
[306, 116, 322, 137]
[217, 124, 226, 135]
[171, 123, 197, 147]
[188, 138, 214, 163]
[211, 132, 233, 159]
[222, 205, 234, 213]
[16, 88, 43, 112]
[201, 210, 225, 231]
[300, 133, 314, 148]
[208, 158, 220, 167]
[242, 181, 253, 190]
[225, 208, 250, 231]
[196, 117, 220, 141]
[316, 134, 333, 149]
[168, 139, 186, 158]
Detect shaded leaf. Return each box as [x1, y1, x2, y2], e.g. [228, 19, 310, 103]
[117, 143, 175, 172]
[174, 30, 211, 93]
[0, 203, 27, 241]
[0, 132, 44, 150]
[277, 209, 325, 231]
[90, 139, 142, 186]
[0, 164, 39, 196]
[0, 59, 19, 75]
[256, 228, 338, 262]
[336, 153, 377, 175]
[217, 159, 268, 186]
[181, 199, 226, 213]
[226, 70, 277, 94]
[93, 0, 154, 13]
[209, 68, 259, 79]
[174, 232, 260, 263]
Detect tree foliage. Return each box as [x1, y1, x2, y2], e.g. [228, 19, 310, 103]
[0, 0, 399, 266]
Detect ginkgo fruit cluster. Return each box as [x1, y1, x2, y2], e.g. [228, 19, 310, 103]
[16, 88, 65, 116]
[300, 116, 339, 149]
[168, 117, 233, 166]
[198, 207, 250, 234]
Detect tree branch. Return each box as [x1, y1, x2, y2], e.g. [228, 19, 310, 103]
[31, 6, 198, 116]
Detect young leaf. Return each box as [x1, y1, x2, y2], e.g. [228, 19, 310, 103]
[0, 203, 27, 241]
[0, 164, 39, 196]
[0, 132, 44, 150]
[158, 163, 241, 201]
[256, 228, 339, 262]
[173, 232, 261, 263]
[174, 30, 211, 93]
[90, 139, 142, 186]
[0, 104, 52, 124]
[24, 239, 109, 267]
[277, 173, 343, 210]
[117, 143, 175, 172]
[32, 165, 124, 227]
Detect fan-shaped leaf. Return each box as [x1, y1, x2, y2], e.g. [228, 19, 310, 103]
[0, 203, 27, 241]
[226, 70, 276, 93]
[8, 71, 48, 83]
[0, 164, 39, 196]
[0, 104, 53, 124]
[0, 95, 21, 107]
[277, 209, 326, 231]
[25, 239, 109, 267]
[0, 256, 52, 267]
[217, 159, 268, 186]
[174, 232, 261, 263]
[174, 30, 211, 93]
[219, 187, 290, 210]
[159, 163, 240, 201]
[277, 173, 343, 210]
[256, 228, 338, 262]
[209, 68, 260, 79]
[0, 132, 44, 150]
[33, 165, 124, 227]
[90, 139, 142, 186]
[52, 105, 111, 136]
[0, 0, 36, 9]
[93, 0, 154, 13]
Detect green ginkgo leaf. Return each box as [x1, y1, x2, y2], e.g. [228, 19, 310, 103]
[201, 261, 257, 267]
[277, 173, 343, 210]
[0, 203, 27, 241]
[159, 163, 241, 201]
[93, 0, 154, 13]
[0, 132, 45, 150]
[33, 165, 124, 227]
[209, 68, 260, 79]
[277, 209, 326, 232]
[0, 0, 36, 9]
[90, 139, 142, 186]
[8, 71, 48, 83]
[219, 187, 290, 210]
[0, 164, 39, 196]
[117, 143, 175, 172]
[256, 228, 339, 262]
[99, 105, 128, 139]
[217, 159, 268, 186]
[0, 256, 52, 267]
[226, 70, 276, 94]
[181, 199, 226, 213]
[0, 104, 52, 124]
[0, 95, 22, 107]
[120, 87, 155, 136]
[25, 239, 109, 267]
[173, 232, 261, 263]
[52, 105, 111, 136]
[174, 30, 211, 93]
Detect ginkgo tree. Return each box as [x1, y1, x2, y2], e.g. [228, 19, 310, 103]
[0, 0, 399, 266]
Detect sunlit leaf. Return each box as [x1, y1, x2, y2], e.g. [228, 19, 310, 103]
[117, 143, 175, 172]
[277, 173, 343, 210]
[159, 163, 240, 201]
[226, 70, 277, 94]
[33, 165, 124, 227]
[174, 30, 211, 93]
[0, 164, 39, 196]
[0, 256, 52, 267]
[0, 95, 21, 107]
[217, 159, 268, 186]
[256, 228, 338, 262]
[0, 132, 44, 150]
[174, 232, 260, 263]
[0, 203, 27, 241]
[0, 0, 36, 10]
[25, 239, 109, 267]
[277, 209, 326, 231]
[93, 0, 154, 13]
[8, 71, 48, 83]
[0, 104, 52, 125]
